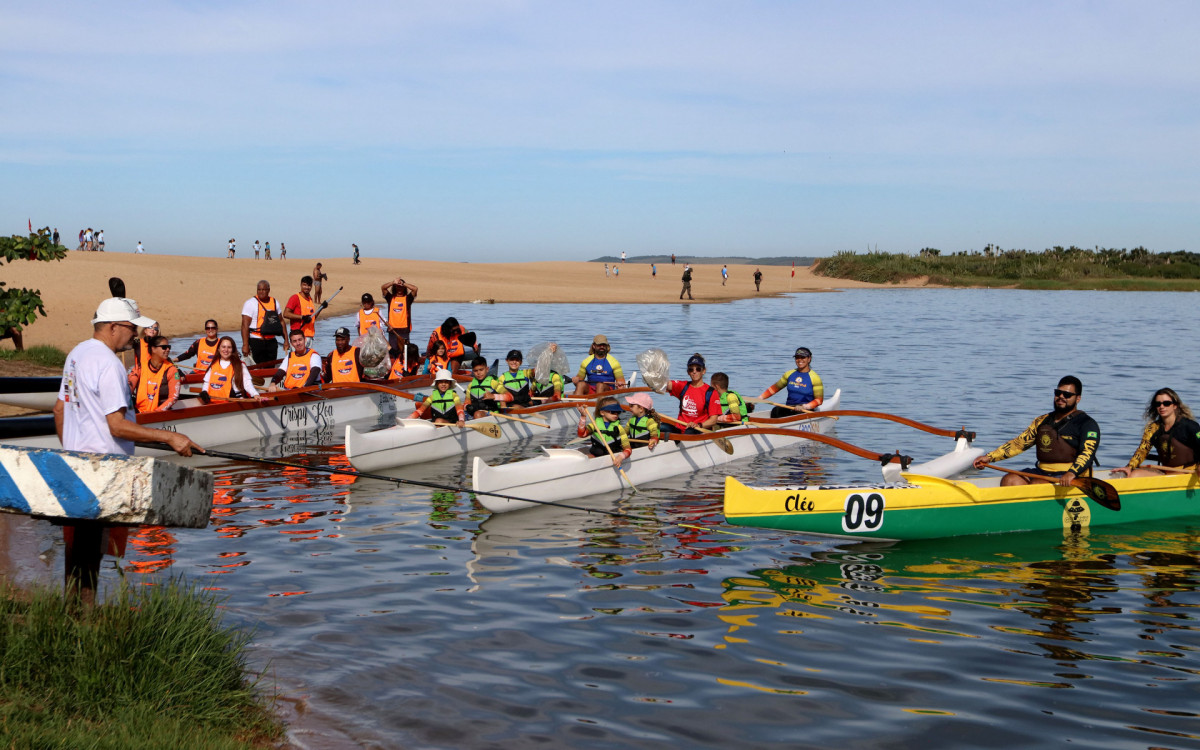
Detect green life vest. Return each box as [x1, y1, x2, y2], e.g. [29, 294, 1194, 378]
[720, 390, 749, 423]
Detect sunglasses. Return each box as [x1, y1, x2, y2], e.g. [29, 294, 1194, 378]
[1155, 399, 1176, 408]
[205, 326, 218, 331]
[1053, 389, 1078, 399]
[687, 365, 704, 372]
[114, 323, 137, 333]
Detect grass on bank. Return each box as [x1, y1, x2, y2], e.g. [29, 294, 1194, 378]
[813, 246, 1200, 290]
[0, 578, 283, 749]
[0, 345, 66, 369]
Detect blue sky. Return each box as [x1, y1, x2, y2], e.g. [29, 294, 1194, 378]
[4, 1, 1197, 260]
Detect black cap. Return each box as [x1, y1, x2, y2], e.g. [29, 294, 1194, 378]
[686, 354, 705, 368]
[335, 327, 351, 338]
[361, 293, 373, 303]
[507, 349, 523, 361]
[794, 347, 812, 358]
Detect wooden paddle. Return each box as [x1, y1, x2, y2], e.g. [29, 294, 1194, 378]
[709, 424, 909, 464]
[491, 412, 551, 428]
[434, 421, 502, 438]
[652, 412, 734, 455]
[577, 405, 638, 492]
[743, 395, 815, 414]
[753, 408, 971, 440]
[981, 463, 1120, 511]
[1110, 464, 1198, 476]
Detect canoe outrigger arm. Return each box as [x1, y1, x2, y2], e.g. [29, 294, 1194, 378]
[877, 451, 913, 470]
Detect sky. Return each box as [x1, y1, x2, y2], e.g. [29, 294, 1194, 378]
[3, 1, 1198, 261]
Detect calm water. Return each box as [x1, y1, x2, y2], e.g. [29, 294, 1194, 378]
[56, 291, 1200, 746]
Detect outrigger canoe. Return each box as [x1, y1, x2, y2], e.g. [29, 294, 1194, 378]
[724, 470, 1200, 541]
[346, 401, 580, 471]
[474, 390, 844, 512]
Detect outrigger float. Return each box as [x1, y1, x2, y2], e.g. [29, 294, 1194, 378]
[724, 470, 1200, 541]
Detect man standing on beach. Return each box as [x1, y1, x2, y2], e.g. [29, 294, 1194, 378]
[228, 238, 236, 259]
[352, 243, 361, 265]
[97, 229, 105, 251]
[253, 240, 261, 260]
[721, 265, 728, 286]
[52, 228, 59, 246]
[312, 262, 328, 305]
[651, 263, 656, 278]
[284, 276, 324, 350]
[136, 241, 144, 254]
[55, 297, 202, 596]
[754, 268, 763, 291]
[241, 280, 283, 363]
[680, 265, 693, 300]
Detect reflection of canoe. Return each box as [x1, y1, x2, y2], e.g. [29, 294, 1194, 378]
[345, 402, 579, 472]
[474, 390, 843, 512]
[724, 470, 1200, 541]
[1, 382, 413, 450]
[0, 377, 61, 412]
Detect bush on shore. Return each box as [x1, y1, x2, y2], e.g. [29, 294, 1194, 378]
[813, 245, 1200, 289]
[0, 345, 66, 369]
[0, 578, 283, 749]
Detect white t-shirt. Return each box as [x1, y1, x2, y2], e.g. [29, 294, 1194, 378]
[57, 338, 136, 454]
[241, 296, 282, 339]
[136, 242, 144, 253]
[202, 360, 261, 397]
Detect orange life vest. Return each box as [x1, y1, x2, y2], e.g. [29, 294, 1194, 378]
[329, 346, 360, 383]
[358, 308, 385, 336]
[388, 293, 411, 329]
[292, 295, 316, 337]
[432, 328, 466, 359]
[196, 338, 219, 371]
[282, 350, 318, 389]
[251, 296, 278, 340]
[205, 360, 236, 398]
[390, 353, 420, 379]
[135, 361, 176, 413]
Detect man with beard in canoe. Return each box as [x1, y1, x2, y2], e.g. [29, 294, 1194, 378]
[973, 375, 1100, 487]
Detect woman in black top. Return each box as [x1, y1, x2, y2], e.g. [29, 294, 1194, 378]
[1113, 388, 1200, 477]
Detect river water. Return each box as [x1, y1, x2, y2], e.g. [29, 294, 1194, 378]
[105, 290, 1200, 746]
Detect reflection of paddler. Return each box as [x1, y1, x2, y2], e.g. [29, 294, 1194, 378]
[1112, 387, 1200, 477]
[323, 327, 363, 384]
[572, 334, 625, 396]
[128, 335, 180, 413]
[178, 319, 221, 372]
[759, 346, 822, 417]
[974, 375, 1100, 488]
[409, 369, 466, 427]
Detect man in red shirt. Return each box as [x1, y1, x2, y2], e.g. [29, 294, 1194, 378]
[283, 275, 326, 351]
[664, 353, 722, 435]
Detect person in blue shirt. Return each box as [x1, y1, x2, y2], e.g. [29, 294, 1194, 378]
[760, 347, 823, 418]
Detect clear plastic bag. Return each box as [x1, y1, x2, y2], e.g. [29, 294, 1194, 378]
[636, 348, 670, 393]
[357, 327, 391, 377]
[529, 341, 570, 383]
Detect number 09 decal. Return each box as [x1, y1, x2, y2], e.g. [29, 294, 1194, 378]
[842, 492, 885, 533]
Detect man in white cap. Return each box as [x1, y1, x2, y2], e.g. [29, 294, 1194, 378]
[55, 298, 202, 457]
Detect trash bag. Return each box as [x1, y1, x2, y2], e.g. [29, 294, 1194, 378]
[637, 349, 670, 393]
[529, 342, 570, 383]
[358, 327, 389, 368]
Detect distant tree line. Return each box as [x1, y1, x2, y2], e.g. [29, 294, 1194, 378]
[813, 245, 1200, 288]
[591, 255, 817, 266]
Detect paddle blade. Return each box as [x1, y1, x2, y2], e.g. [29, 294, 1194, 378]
[714, 436, 734, 455]
[636, 349, 670, 393]
[469, 422, 502, 438]
[108, 277, 126, 297]
[1076, 477, 1120, 511]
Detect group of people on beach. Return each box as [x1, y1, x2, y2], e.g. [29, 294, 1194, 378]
[71, 228, 103, 251]
[227, 239, 286, 261]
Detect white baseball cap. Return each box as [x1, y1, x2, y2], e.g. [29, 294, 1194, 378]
[434, 369, 456, 382]
[92, 297, 156, 327]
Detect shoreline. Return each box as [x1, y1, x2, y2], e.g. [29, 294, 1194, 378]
[3, 253, 936, 352]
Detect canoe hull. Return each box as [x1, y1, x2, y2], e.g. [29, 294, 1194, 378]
[346, 404, 578, 472]
[724, 471, 1200, 541]
[474, 390, 842, 512]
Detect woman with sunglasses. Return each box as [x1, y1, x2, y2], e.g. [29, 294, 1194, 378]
[128, 336, 180, 413]
[177, 319, 222, 373]
[1112, 388, 1200, 477]
[662, 353, 722, 435]
[759, 346, 823, 418]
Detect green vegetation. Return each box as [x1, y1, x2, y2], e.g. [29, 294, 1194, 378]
[0, 345, 67, 368]
[813, 245, 1200, 290]
[591, 254, 816, 266]
[0, 579, 283, 748]
[0, 228, 67, 341]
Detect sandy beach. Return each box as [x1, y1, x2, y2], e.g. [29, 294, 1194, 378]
[4, 253, 931, 354]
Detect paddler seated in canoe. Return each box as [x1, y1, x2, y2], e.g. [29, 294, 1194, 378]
[572, 334, 625, 396]
[972, 375, 1100, 487]
[426, 317, 475, 372]
[532, 343, 565, 402]
[130, 320, 159, 370]
[128, 336, 181, 413]
[323, 327, 364, 384]
[408, 369, 466, 427]
[495, 349, 535, 408]
[391, 342, 423, 379]
[711, 371, 750, 426]
[1111, 388, 1200, 477]
[420, 339, 451, 377]
[759, 347, 823, 417]
[576, 396, 633, 466]
[623, 393, 660, 449]
[268, 330, 324, 391]
[176, 319, 221, 373]
[662, 353, 723, 436]
[466, 356, 503, 419]
[201, 336, 262, 401]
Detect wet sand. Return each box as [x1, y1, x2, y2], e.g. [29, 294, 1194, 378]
[4, 253, 931, 353]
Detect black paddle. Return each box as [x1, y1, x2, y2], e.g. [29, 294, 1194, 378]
[108, 277, 126, 297]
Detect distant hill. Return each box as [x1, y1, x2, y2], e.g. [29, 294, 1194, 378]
[589, 255, 817, 266]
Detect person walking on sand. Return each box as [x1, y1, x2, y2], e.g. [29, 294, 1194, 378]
[352, 243, 361, 265]
[754, 268, 763, 292]
[680, 265, 693, 300]
[253, 240, 261, 260]
[604, 263, 609, 278]
[671, 253, 676, 266]
[651, 263, 656, 278]
[313, 262, 328, 305]
[621, 250, 627, 263]
[135, 241, 144, 254]
[228, 238, 236, 259]
[721, 265, 728, 286]
[280, 242, 287, 260]
[52, 228, 59, 246]
[264, 241, 271, 260]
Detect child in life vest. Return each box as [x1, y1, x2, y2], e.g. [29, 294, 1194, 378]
[409, 369, 466, 427]
[623, 392, 660, 449]
[577, 396, 632, 467]
[711, 372, 750, 425]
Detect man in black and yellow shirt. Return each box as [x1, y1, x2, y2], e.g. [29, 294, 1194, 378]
[973, 375, 1099, 487]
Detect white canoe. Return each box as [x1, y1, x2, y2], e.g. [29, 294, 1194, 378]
[0, 377, 61, 412]
[346, 402, 580, 472]
[473, 389, 844, 512]
[0, 382, 419, 451]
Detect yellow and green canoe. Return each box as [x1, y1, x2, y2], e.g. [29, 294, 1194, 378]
[724, 471, 1200, 540]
